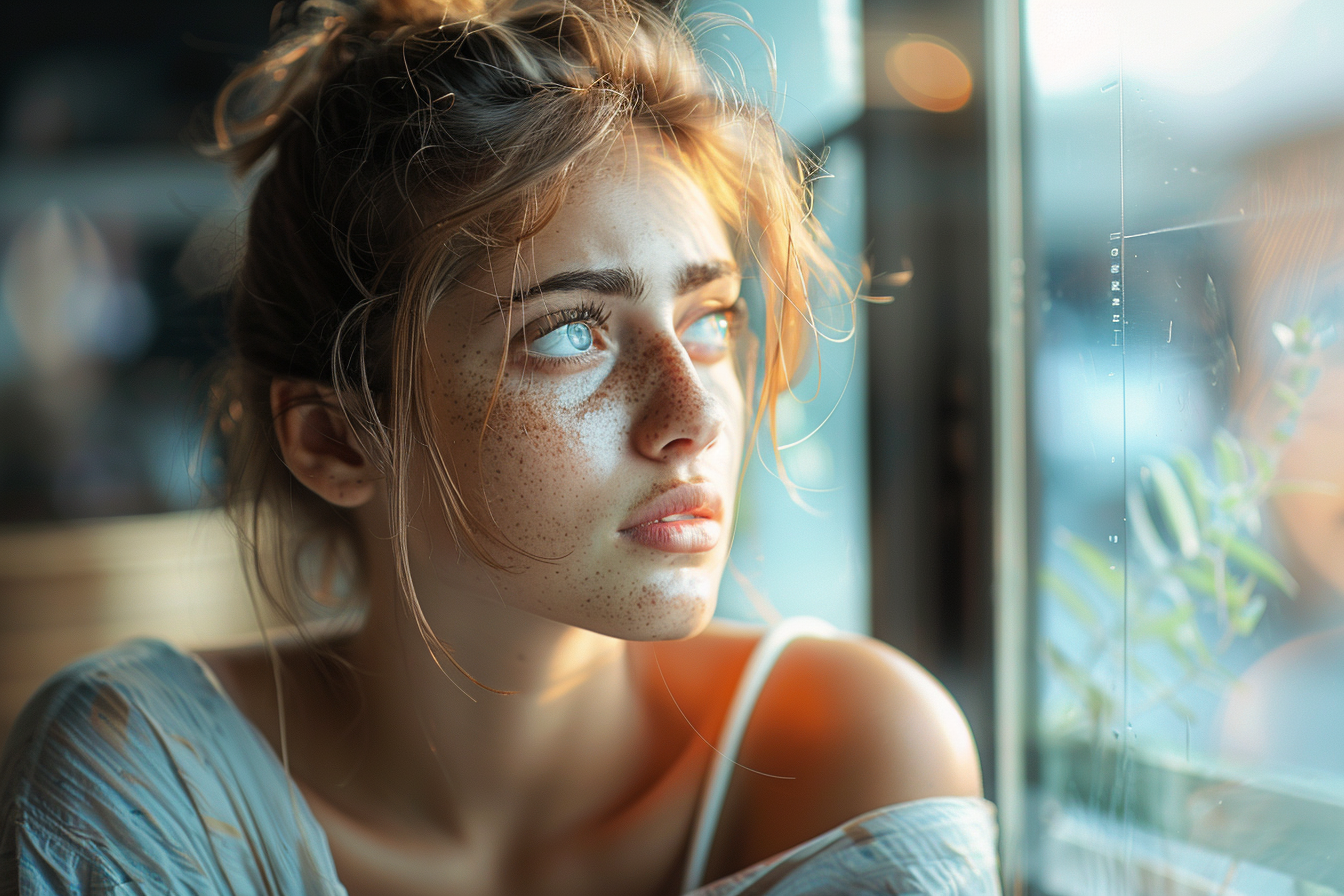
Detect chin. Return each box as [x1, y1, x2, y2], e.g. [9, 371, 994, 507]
[632, 594, 718, 642]
[563, 581, 719, 642]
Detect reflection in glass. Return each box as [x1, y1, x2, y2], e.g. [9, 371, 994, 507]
[1024, 0, 1344, 891]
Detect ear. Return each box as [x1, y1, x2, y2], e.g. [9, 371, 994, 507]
[271, 379, 377, 508]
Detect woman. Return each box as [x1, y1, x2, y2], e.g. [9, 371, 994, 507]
[0, 1, 999, 893]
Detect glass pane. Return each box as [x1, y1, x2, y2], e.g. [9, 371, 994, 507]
[1025, 1, 1344, 891]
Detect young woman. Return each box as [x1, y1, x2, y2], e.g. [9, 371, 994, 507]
[0, 1, 999, 893]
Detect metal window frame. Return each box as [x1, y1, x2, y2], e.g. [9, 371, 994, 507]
[986, 0, 1029, 890]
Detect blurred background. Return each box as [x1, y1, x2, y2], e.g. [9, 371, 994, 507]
[8, 0, 1344, 892]
[0, 0, 276, 736]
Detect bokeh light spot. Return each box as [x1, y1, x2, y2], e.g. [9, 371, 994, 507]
[885, 36, 973, 113]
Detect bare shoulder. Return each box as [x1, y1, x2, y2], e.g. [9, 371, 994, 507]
[753, 632, 981, 800]
[712, 631, 981, 876]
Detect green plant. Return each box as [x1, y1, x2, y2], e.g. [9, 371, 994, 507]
[1042, 310, 1337, 739]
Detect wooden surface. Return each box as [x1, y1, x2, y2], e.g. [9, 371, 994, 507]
[0, 509, 279, 741]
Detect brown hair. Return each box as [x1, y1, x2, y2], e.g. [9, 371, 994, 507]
[210, 0, 844, 663]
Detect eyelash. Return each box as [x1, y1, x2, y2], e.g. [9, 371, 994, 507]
[520, 300, 612, 366]
[519, 297, 746, 366]
[719, 297, 748, 331]
[534, 300, 612, 337]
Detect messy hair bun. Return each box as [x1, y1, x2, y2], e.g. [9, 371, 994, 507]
[210, 0, 844, 662]
[213, 0, 490, 167]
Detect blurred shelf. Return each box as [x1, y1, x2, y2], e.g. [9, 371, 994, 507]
[0, 150, 241, 238]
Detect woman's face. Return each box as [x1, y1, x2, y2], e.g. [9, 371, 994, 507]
[415, 141, 747, 640]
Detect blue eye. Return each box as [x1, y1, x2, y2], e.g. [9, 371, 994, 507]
[682, 311, 731, 353]
[529, 321, 595, 357]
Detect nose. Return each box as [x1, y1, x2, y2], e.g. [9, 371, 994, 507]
[631, 332, 728, 463]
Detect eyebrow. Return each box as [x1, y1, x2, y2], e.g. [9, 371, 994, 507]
[509, 268, 646, 306]
[490, 259, 740, 318]
[674, 260, 740, 295]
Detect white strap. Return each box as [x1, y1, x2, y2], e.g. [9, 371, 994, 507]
[680, 616, 839, 893]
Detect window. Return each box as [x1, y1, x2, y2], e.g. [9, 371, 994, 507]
[1013, 0, 1344, 891]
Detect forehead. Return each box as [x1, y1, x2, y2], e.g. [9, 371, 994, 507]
[499, 139, 734, 290]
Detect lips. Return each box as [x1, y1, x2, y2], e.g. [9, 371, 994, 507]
[618, 482, 724, 553]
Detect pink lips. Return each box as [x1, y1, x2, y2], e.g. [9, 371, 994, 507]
[618, 482, 724, 553]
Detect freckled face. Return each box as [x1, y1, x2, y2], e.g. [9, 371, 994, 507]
[417, 143, 746, 640]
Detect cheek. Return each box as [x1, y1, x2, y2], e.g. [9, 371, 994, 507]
[470, 381, 627, 551]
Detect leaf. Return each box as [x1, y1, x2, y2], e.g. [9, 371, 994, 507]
[1156, 576, 1194, 612]
[1042, 641, 1114, 720]
[1216, 483, 1248, 517]
[1272, 381, 1304, 412]
[1126, 486, 1171, 569]
[1172, 449, 1211, 530]
[1247, 442, 1275, 483]
[1132, 602, 1194, 640]
[1207, 531, 1298, 597]
[1240, 504, 1262, 539]
[1211, 547, 1232, 622]
[1128, 661, 1197, 720]
[1173, 555, 1218, 597]
[1212, 428, 1248, 486]
[1145, 456, 1201, 559]
[1173, 619, 1217, 669]
[1226, 573, 1255, 614]
[1290, 365, 1321, 396]
[1054, 528, 1123, 602]
[1292, 315, 1314, 353]
[1232, 595, 1267, 636]
[1041, 568, 1100, 630]
[1156, 628, 1200, 674]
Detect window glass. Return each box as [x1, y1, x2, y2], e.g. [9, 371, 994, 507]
[1025, 0, 1344, 891]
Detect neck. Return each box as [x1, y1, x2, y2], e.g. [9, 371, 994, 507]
[327, 548, 655, 843]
